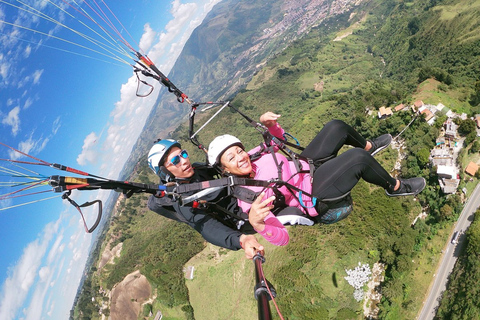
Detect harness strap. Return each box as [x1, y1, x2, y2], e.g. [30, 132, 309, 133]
[266, 140, 283, 181]
[307, 159, 315, 184]
[249, 143, 266, 161]
[204, 202, 248, 222]
[232, 186, 259, 204]
[175, 176, 272, 194]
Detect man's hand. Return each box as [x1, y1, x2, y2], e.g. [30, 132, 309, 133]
[249, 192, 275, 231]
[259, 112, 281, 128]
[239, 234, 264, 259]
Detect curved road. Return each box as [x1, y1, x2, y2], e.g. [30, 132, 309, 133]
[417, 182, 480, 320]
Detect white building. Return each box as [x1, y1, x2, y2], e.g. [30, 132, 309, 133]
[437, 165, 456, 179]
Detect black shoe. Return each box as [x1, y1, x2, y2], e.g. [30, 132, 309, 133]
[368, 134, 392, 156]
[385, 177, 426, 197]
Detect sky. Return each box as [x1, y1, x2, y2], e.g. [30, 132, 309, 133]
[0, 0, 221, 319]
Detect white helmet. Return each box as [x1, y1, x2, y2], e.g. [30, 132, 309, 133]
[208, 134, 244, 166]
[148, 139, 181, 176]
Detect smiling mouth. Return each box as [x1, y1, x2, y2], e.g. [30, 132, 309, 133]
[238, 161, 250, 169]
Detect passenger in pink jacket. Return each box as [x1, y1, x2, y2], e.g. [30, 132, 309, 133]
[207, 112, 426, 246]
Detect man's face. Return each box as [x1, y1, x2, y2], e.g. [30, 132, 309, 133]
[163, 147, 194, 179]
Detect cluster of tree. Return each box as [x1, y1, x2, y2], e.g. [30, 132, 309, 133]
[73, 278, 102, 319]
[455, 118, 478, 146]
[371, 0, 480, 107]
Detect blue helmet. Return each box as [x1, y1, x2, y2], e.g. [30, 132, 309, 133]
[147, 139, 181, 178]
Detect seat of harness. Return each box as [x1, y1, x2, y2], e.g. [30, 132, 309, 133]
[313, 193, 353, 224]
[275, 207, 315, 226]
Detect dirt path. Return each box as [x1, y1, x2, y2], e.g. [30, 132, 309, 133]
[363, 263, 385, 319]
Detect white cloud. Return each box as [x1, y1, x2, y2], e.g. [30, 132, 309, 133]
[148, 1, 199, 73]
[100, 77, 157, 178]
[76, 132, 99, 166]
[24, 45, 32, 58]
[23, 97, 33, 109]
[7, 117, 61, 160]
[38, 137, 50, 154]
[2, 106, 21, 136]
[47, 234, 64, 264]
[139, 23, 156, 52]
[7, 134, 51, 160]
[38, 267, 50, 282]
[203, 0, 222, 12]
[0, 6, 4, 24]
[47, 301, 55, 317]
[0, 62, 8, 80]
[9, 137, 33, 160]
[32, 69, 43, 85]
[5, 202, 93, 320]
[52, 117, 61, 135]
[0, 220, 59, 320]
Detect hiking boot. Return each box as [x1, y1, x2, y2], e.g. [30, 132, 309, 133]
[368, 134, 392, 156]
[385, 177, 426, 197]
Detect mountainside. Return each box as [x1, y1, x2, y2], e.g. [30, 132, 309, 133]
[121, 0, 367, 179]
[170, 0, 366, 101]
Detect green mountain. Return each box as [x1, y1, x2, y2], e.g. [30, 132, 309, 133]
[74, 0, 480, 319]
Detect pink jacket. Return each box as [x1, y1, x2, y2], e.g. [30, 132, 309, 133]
[237, 123, 317, 246]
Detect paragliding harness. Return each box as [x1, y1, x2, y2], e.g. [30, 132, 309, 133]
[123, 47, 351, 223]
[186, 101, 353, 223]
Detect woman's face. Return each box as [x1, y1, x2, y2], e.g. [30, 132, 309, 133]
[220, 145, 252, 176]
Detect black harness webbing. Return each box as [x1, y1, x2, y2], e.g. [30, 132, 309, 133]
[173, 175, 318, 207]
[205, 202, 248, 222]
[175, 176, 271, 194]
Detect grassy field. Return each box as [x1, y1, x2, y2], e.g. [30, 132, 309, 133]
[184, 213, 454, 320]
[412, 79, 472, 113]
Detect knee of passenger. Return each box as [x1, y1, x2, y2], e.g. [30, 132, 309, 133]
[325, 119, 347, 131]
[348, 148, 371, 160]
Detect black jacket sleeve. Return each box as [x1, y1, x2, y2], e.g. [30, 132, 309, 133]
[148, 195, 243, 250]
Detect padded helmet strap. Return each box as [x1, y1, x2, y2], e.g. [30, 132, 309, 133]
[159, 166, 174, 182]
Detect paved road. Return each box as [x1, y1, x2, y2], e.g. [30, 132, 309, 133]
[417, 182, 480, 320]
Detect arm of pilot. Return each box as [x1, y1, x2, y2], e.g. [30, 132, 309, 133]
[148, 195, 263, 257]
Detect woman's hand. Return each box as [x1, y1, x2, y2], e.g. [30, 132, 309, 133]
[260, 112, 281, 128]
[249, 192, 275, 231]
[239, 234, 264, 259]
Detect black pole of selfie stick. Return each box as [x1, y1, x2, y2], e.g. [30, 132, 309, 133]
[253, 252, 276, 320]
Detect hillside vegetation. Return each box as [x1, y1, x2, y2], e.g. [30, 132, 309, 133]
[73, 0, 480, 318]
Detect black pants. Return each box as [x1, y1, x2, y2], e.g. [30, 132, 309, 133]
[300, 120, 397, 201]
